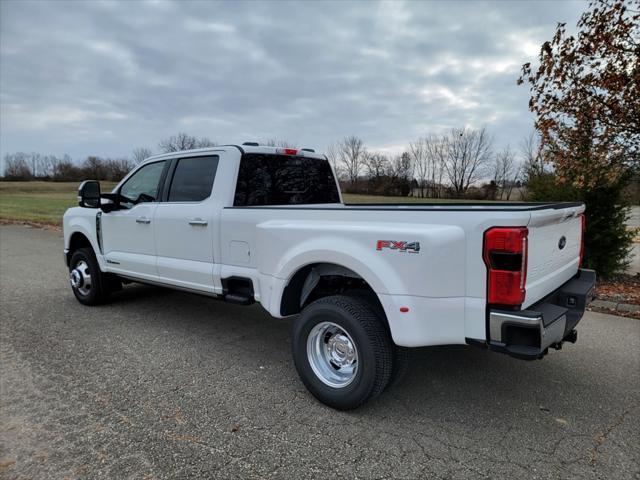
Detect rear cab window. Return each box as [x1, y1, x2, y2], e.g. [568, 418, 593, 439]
[167, 156, 219, 202]
[233, 154, 340, 206]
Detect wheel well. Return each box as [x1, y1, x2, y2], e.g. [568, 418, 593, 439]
[280, 263, 386, 319]
[67, 232, 92, 264]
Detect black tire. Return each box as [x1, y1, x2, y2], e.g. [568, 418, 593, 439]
[292, 295, 394, 410]
[69, 247, 108, 305]
[388, 346, 412, 389]
[345, 289, 411, 390]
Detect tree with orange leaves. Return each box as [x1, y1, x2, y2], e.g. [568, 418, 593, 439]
[519, 0, 638, 277]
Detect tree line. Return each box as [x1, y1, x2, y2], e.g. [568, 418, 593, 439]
[2, 152, 136, 182]
[3, 125, 634, 207]
[2, 129, 526, 200]
[1, 133, 215, 182]
[327, 127, 525, 200]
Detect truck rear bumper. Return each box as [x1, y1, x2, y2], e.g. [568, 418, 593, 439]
[486, 268, 596, 360]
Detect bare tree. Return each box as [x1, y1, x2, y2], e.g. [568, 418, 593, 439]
[443, 127, 492, 198]
[408, 137, 428, 197]
[3, 153, 31, 180]
[40, 155, 61, 178]
[424, 134, 447, 198]
[105, 158, 135, 181]
[82, 156, 107, 179]
[492, 145, 521, 200]
[27, 152, 41, 177]
[158, 133, 216, 153]
[338, 136, 366, 187]
[386, 152, 413, 196]
[520, 131, 546, 179]
[409, 134, 447, 198]
[364, 152, 388, 179]
[52, 155, 79, 181]
[363, 152, 389, 194]
[325, 142, 342, 179]
[132, 147, 153, 164]
[4, 152, 42, 178]
[263, 139, 297, 148]
[505, 165, 523, 200]
[2, 152, 62, 178]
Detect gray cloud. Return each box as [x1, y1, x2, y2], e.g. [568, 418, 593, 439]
[0, 0, 584, 163]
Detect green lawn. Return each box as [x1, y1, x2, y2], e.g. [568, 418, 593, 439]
[0, 181, 116, 225]
[0, 182, 501, 226]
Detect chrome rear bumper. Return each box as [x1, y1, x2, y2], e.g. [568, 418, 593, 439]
[487, 269, 596, 360]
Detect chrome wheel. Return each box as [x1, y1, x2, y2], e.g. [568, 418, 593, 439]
[70, 260, 92, 296]
[307, 321, 358, 388]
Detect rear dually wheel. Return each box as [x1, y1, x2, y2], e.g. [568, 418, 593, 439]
[292, 295, 394, 410]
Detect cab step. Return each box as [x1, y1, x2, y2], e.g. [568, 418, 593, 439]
[224, 293, 253, 305]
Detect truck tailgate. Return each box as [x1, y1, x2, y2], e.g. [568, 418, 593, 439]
[524, 205, 584, 308]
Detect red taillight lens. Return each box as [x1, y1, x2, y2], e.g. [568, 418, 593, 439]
[483, 227, 528, 306]
[279, 148, 298, 155]
[579, 214, 585, 267]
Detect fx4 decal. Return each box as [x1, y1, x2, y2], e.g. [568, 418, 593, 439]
[376, 240, 421, 253]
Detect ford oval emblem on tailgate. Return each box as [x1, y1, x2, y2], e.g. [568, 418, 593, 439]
[558, 236, 566, 250]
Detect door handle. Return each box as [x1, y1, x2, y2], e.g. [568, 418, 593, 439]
[189, 218, 208, 226]
[136, 217, 151, 224]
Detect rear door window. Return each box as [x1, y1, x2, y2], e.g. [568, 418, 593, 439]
[168, 156, 219, 202]
[234, 154, 340, 206]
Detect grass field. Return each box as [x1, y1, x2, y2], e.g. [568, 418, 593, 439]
[0, 181, 495, 226]
[0, 181, 116, 225]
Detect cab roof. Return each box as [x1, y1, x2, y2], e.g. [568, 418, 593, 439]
[142, 144, 326, 164]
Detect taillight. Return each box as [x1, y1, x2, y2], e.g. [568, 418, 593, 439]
[483, 227, 528, 306]
[579, 214, 585, 267]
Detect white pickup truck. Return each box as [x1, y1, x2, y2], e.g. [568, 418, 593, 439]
[63, 144, 595, 409]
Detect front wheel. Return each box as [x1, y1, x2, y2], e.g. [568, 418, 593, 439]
[69, 247, 108, 305]
[292, 295, 394, 410]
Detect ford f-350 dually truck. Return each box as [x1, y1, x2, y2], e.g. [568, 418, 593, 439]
[63, 144, 595, 409]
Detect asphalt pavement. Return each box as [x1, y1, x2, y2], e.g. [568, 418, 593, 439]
[0, 224, 638, 479]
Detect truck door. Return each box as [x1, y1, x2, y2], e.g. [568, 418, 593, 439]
[101, 160, 167, 280]
[153, 155, 220, 294]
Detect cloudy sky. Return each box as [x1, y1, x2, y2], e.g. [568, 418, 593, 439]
[0, 0, 584, 165]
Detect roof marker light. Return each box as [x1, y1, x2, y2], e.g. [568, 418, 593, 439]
[277, 148, 298, 155]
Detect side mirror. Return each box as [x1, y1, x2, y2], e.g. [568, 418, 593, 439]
[78, 180, 101, 208]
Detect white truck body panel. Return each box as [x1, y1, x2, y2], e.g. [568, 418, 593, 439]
[525, 211, 583, 308]
[101, 202, 157, 279]
[63, 145, 586, 348]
